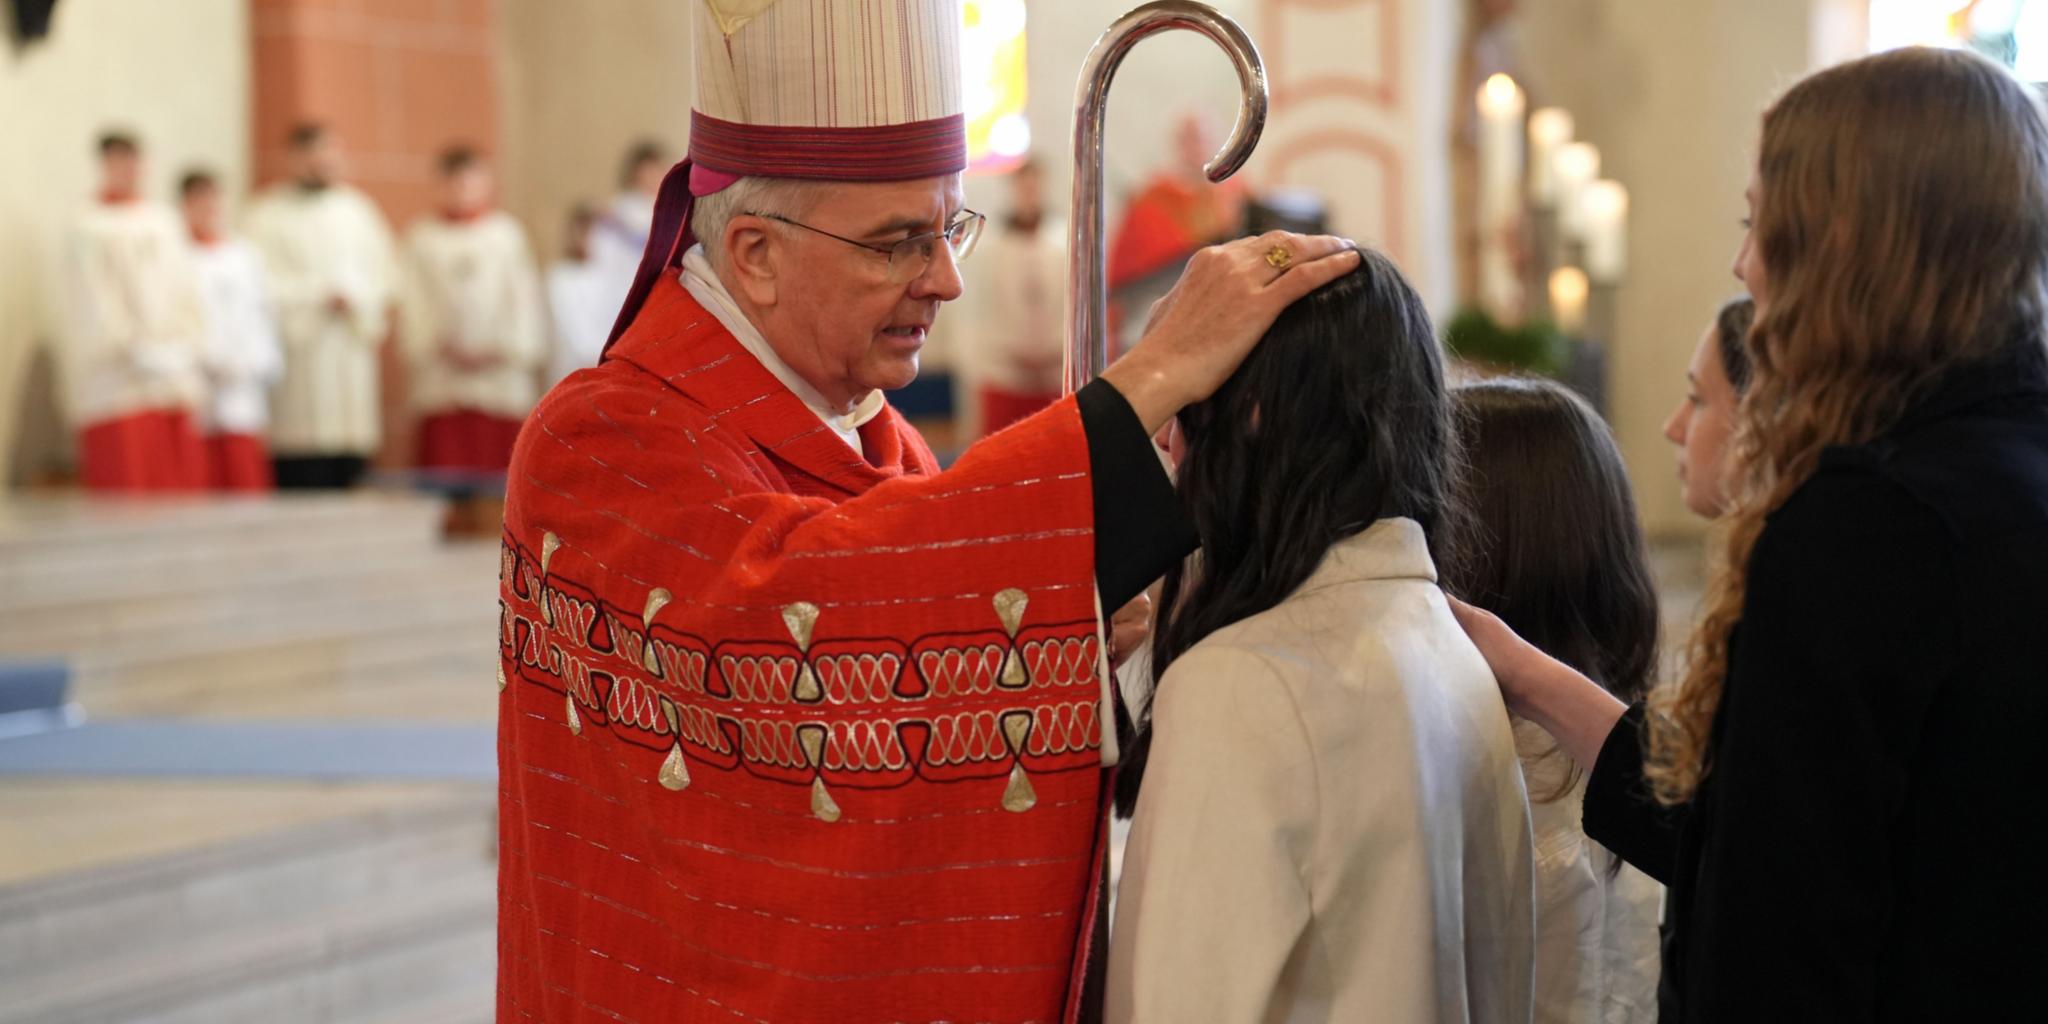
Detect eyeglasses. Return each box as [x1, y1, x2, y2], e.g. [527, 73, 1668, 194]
[750, 208, 985, 283]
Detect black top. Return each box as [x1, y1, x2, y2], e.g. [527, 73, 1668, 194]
[1583, 355, 2048, 1022]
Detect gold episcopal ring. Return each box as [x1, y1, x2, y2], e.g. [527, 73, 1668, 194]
[1264, 245, 1293, 271]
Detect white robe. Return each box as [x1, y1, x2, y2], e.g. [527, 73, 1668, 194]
[60, 200, 209, 426]
[188, 237, 283, 435]
[545, 257, 613, 385]
[1516, 722, 1663, 1024]
[588, 190, 654, 329]
[959, 220, 1067, 396]
[244, 183, 396, 456]
[1110, 518, 1537, 1024]
[397, 211, 546, 418]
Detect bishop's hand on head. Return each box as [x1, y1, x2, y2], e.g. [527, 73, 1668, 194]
[1100, 230, 1361, 434]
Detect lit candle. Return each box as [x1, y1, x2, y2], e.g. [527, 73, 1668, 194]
[1476, 73, 1526, 317]
[1582, 180, 1629, 282]
[1527, 107, 1574, 207]
[1549, 266, 1589, 334]
[1553, 141, 1601, 239]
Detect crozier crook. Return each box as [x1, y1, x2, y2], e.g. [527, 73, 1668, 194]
[1065, 0, 1269, 394]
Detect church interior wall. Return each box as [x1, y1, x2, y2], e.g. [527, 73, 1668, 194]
[1519, 0, 1818, 537]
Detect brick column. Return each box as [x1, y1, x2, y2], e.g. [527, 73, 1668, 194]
[250, 0, 500, 223]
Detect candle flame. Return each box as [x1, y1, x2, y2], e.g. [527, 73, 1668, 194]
[1584, 180, 1630, 219]
[1555, 142, 1601, 183]
[1478, 73, 1523, 116]
[1529, 107, 1574, 147]
[1549, 267, 1590, 331]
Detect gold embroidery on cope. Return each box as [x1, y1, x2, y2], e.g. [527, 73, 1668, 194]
[641, 587, 673, 676]
[994, 587, 1030, 689]
[799, 723, 840, 822]
[1000, 709, 1038, 813]
[539, 530, 562, 626]
[659, 743, 692, 791]
[565, 692, 583, 736]
[783, 601, 824, 703]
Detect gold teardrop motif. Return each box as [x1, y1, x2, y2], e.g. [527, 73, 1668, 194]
[793, 661, 823, 703]
[994, 588, 1028, 637]
[640, 587, 673, 678]
[797, 724, 828, 768]
[565, 693, 583, 735]
[658, 743, 691, 791]
[810, 777, 842, 823]
[1002, 763, 1038, 813]
[642, 587, 672, 625]
[496, 662, 508, 693]
[1000, 710, 1034, 754]
[781, 601, 820, 649]
[999, 649, 1029, 689]
[540, 531, 562, 573]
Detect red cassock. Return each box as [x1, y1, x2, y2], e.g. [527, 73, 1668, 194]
[498, 276, 1112, 1023]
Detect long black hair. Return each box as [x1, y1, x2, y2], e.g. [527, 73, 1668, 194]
[1114, 249, 1462, 816]
[1441, 378, 1659, 800]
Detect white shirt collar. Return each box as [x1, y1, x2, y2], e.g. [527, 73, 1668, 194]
[680, 244, 886, 457]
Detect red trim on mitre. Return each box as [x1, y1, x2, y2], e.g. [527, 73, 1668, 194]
[688, 110, 967, 180]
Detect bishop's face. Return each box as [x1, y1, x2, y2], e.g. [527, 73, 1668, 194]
[755, 175, 967, 411]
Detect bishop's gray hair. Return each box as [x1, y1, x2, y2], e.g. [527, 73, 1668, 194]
[690, 176, 824, 268]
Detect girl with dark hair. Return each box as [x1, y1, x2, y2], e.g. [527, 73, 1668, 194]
[1107, 250, 1535, 1022]
[1662, 297, 1754, 518]
[1446, 378, 1661, 1023]
[1455, 47, 2048, 1019]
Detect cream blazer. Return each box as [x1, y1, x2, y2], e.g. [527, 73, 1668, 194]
[1109, 518, 1537, 1023]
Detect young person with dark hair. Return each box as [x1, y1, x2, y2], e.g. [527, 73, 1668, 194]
[246, 121, 397, 489]
[1446, 378, 1661, 1023]
[544, 202, 610, 384]
[180, 169, 283, 491]
[1455, 48, 2048, 1019]
[588, 137, 674, 321]
[61, 129, 210, 491]
[1108, 250, 1534, 1023]
[397, 144, 545, 480]
[1663, 297, 1753, 518]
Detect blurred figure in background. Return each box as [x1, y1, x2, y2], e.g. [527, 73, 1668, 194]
[588, 138, 671, 326]
[398, 145, 544, 481]
[545, 202, 611, 385]
[966, 158, 1067, 436]
[1107, 110, 1249, 357]
[60, 130, 209, 492]
[180, 169, 283, 492]
[247, 122, 397, 490]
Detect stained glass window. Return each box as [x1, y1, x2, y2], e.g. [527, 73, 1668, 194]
[963, 0, 1031, 171]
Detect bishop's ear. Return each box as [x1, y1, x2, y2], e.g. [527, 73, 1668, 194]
[722, 214, 781, 308]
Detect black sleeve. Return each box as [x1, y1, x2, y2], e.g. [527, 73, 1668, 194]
[1678, 466, 1954, 1020]
[1582, 703, 1683, 884]
[1076, 378, 1198, 610]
